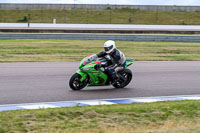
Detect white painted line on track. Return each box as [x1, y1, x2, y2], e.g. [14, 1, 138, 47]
[75, 100, 116, 105]
[19, 104, 57, 109]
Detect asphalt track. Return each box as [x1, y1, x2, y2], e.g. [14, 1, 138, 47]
[0, 61, 200, 105]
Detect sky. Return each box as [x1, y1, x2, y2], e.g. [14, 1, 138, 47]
[1, 0, 200, 6]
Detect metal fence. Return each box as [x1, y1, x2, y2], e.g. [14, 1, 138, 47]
[0, 9, 135, 24]
[1, 4, 200, 11]
[0, 8, 199, 25]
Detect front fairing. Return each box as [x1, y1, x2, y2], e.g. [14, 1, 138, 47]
[81, 61, 101, 70]
[80, 60, 101, 75]
[79, 60, 108, 86]
[79, 58, 85, 68]
[79, 54, 98, 69]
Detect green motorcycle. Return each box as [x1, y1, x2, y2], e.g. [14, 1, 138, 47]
[69, 54, 134, 90]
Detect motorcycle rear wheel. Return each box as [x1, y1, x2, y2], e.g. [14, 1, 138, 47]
[112, 68, 132, 88]
[69, 73, 87, 90]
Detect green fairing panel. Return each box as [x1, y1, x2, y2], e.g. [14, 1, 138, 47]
[76, 70, 87, 82]
[82, 61, 97, 68]
[125, 58, 135, 67]
[77, 63, 108, 86]
[87, 70, 108, 86]
[82, 63, 108, 86]
[79, 57, 86, 68]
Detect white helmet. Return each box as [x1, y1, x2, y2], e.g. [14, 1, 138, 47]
[104, 40, 116, 54]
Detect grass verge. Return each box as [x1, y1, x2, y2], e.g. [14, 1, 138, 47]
[1, 8, 200, 25]
[0, 100, 200, 133]
[0, 39, 200, 62]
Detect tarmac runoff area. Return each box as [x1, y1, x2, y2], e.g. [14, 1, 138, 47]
[1, 23, 200, 34]
[2, 23, 200, 30]
[0, 61, 200, 111]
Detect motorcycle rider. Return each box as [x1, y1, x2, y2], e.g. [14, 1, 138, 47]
[97, 40, 126, 82]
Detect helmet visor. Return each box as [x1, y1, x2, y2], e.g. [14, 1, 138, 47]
[104, 45, 113, 52]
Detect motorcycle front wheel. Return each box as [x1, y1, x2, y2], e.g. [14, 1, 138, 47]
[69, 73, 87, 90]
[112, 68, 132, 88]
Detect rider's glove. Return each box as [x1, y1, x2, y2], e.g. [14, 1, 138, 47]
[104, 67, 109, 71]
[99, 67, 105, 72]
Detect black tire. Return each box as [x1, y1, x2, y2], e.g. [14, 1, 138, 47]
[112, 68, 132, 88]
[69, 73, 87, 90]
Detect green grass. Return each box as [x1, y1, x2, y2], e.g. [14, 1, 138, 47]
[0, 100, 200, 133]
[1, 8, 200, 25]
[0, 39, 200, 62]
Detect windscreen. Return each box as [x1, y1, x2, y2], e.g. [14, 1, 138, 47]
[83, 54, 98, 65]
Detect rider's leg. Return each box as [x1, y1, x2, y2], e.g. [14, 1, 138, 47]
[113, 61, 126, 80]
[109, 61, 126, 82]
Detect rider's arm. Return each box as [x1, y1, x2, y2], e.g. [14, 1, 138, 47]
[108, 50, 121, 70]
[97, 51, 107, 58]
